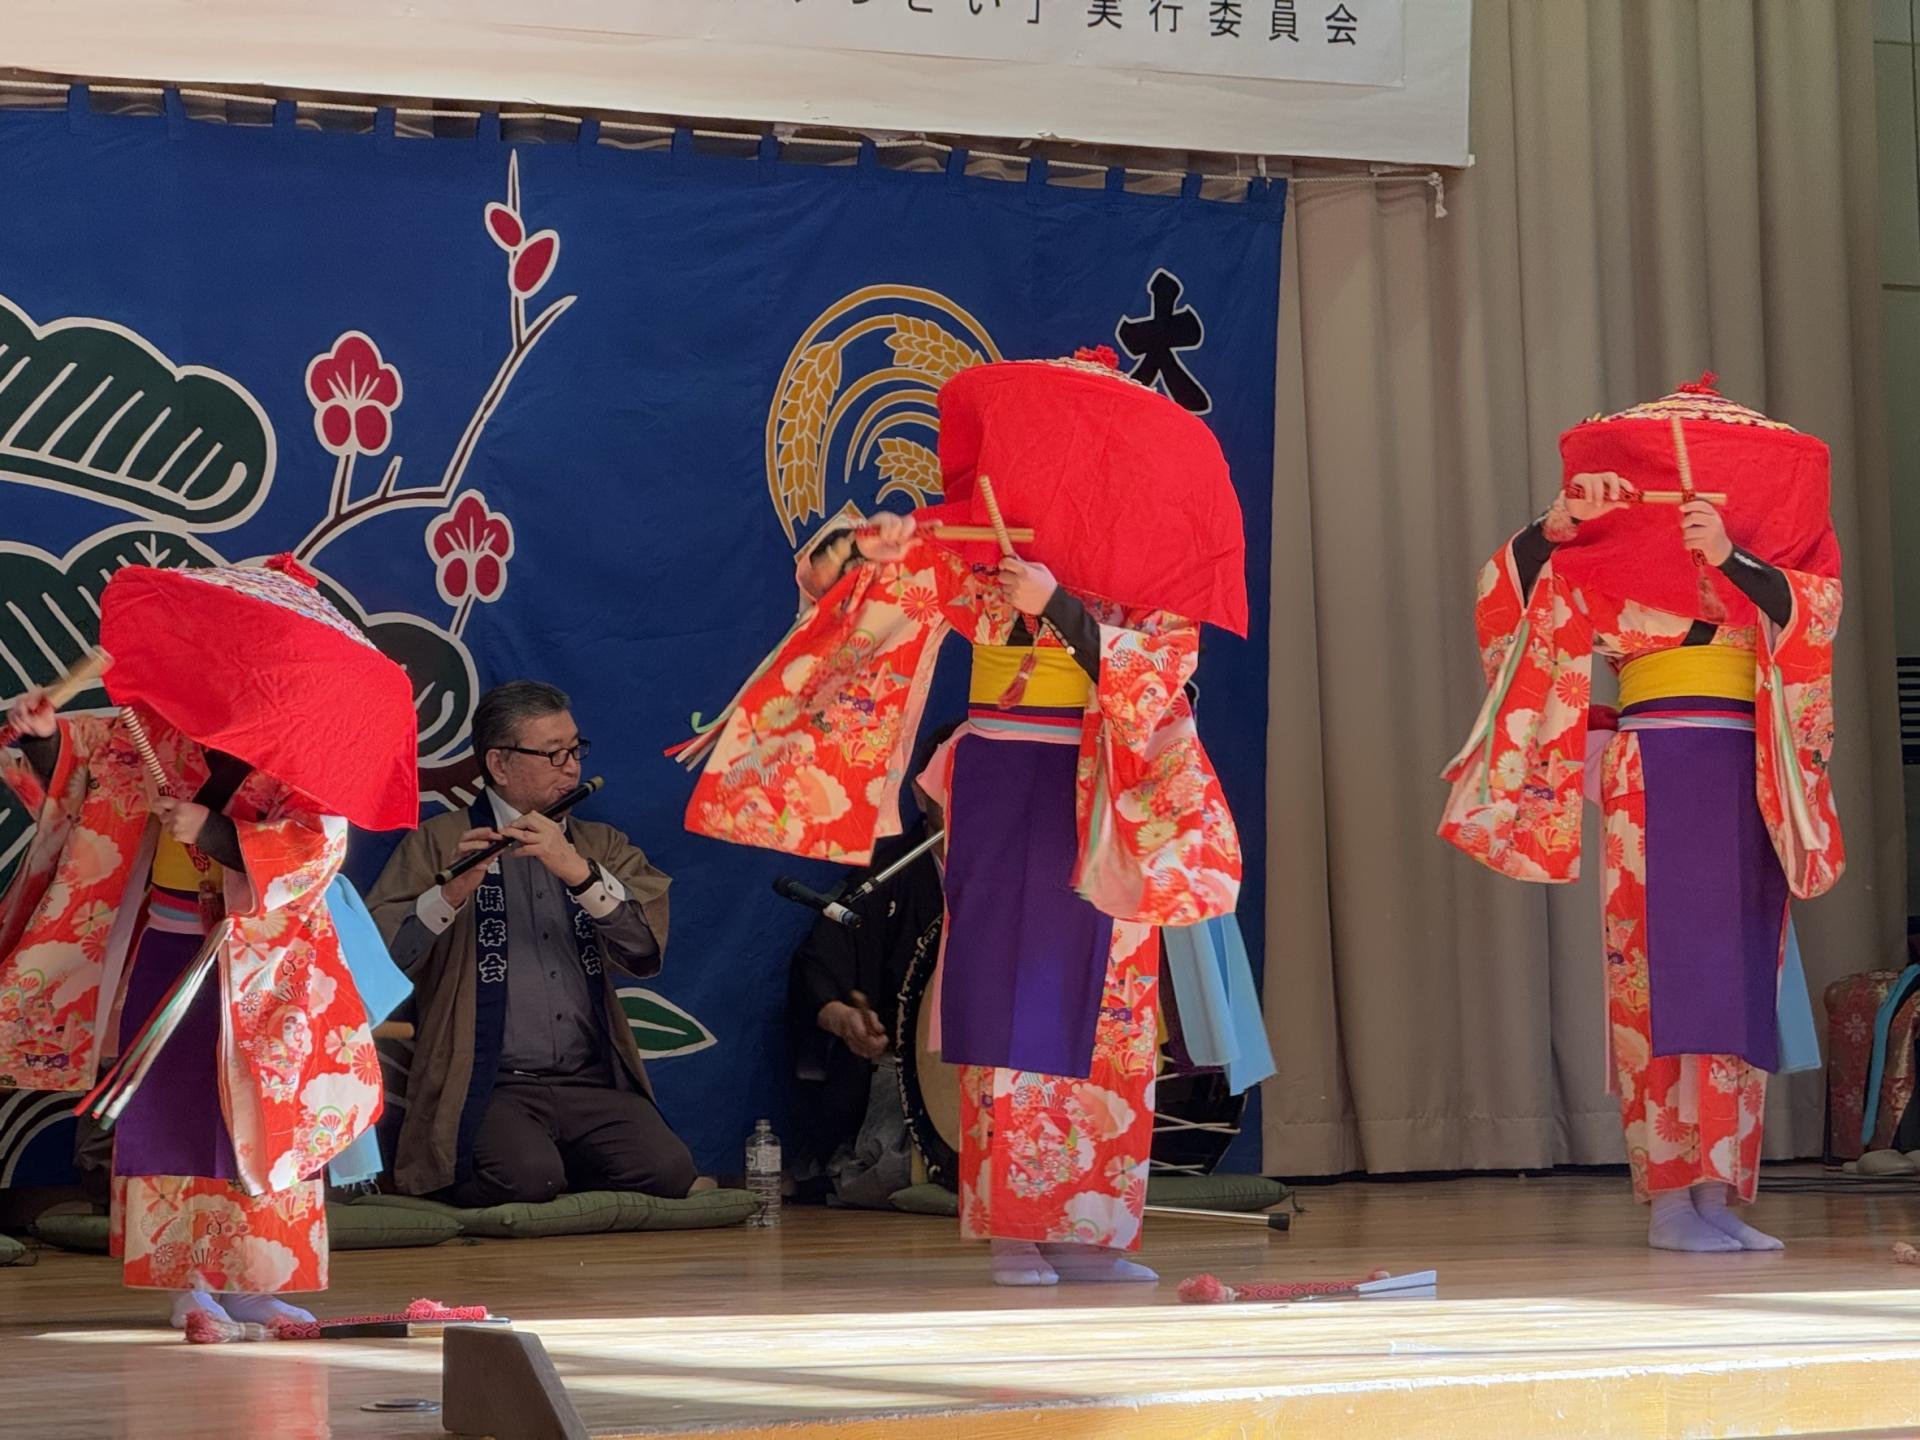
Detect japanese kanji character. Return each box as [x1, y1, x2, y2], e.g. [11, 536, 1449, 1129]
[1116, 268, 1211, 414]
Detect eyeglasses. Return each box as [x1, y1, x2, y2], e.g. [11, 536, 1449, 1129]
[497, 740, 591, 768]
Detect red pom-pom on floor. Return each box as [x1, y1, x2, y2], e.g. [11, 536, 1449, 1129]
[1177, 1274, 1233, 1304]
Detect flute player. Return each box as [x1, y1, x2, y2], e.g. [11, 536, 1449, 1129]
[367, 680, 700, 1207]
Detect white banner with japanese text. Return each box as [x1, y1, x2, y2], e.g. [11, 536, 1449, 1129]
[11, 0, 1469, 163]
[509, 0, 1406, 88]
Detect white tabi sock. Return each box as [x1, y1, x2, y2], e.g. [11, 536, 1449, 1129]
[220, 1293, 317, 1326]
[1647, 1188, 1741, 1252]
[169, 1291, 232, 1329]
[989, 1239, 1059, 1287]
[1038, 1243, 1158, 1283]
[1690, 1182, 1785, 1251]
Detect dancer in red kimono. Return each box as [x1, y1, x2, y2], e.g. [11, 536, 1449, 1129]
[679, 349, 1247, 1285]
[0, 557, 415, 1323]
[1439, 379, 1843, 1252]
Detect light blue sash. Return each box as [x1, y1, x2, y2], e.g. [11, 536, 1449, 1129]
[1775, 918, 1821, 1077]
[1160, 913, 1274, 1096]
[325, 874, 411, 1187]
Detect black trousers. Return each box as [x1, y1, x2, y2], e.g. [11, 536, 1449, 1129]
[439, 1075, 697, 1208]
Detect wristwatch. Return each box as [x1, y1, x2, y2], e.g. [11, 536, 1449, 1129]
[566, 866, 600, 897]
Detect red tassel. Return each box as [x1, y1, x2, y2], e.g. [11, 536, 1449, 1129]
[1177, 1274, 1233, 1303]
[1073, 345, 1121, 370]
[995, 650, 1040, 709]
[1677, 371, 1720, 395]
[184, 1311, 268, 1343]
[1695, 565, 1727, 625]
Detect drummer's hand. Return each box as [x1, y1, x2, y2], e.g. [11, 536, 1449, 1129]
[818, 1000, 890, 1061]
[858, 511, 917, 564]
[1680, 498, 1734, 566]
[998, 557, 1058, 614]
[503, 810, 592, 888]
[1561, 471, 1637, 523]
[150, 796, 210, 847]
[441, 826, 502, 909]
[5, 689, 56, 739]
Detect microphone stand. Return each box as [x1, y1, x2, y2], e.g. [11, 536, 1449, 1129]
[773, 827, 947, 928]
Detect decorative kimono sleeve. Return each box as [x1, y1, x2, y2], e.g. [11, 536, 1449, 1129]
[1437, 540, 1595, 883]
[0, 717, 116, 963]
[1095, 613, 1201, 756]
[1075, 608, 1241, 926]
[684, 542, 958, 863]
[1754, 569, 1844, 899]
[0, 714, 109, 819]
[225, 794, 349, 921]
[222, 783, 372, 1194]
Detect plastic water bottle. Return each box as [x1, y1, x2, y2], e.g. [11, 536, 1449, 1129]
[745, 1119, 782, 1229]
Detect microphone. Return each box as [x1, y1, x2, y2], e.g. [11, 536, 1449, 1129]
[772, 876, 862, 928]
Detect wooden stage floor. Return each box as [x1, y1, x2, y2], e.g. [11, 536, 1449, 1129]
[4, 1172, 1920, 1439]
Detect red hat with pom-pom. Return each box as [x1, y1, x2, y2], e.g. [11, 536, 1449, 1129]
[918, 348, 1248, 635]
[1551, 374, 1840, 625]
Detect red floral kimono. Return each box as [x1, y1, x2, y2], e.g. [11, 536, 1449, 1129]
[685, 538, 1240, 1247]
[0, 713, 376, 1291]
[1439, 543, 1843, 1201]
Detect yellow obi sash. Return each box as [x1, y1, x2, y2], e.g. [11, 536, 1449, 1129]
[968, 646, 1090, 709]
[1618, 644, 1756, 708]
[151, 830, 221, 893]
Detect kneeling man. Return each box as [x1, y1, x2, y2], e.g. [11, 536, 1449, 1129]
[370, 680, 698, 1206]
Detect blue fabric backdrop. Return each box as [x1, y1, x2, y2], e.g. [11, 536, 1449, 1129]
[0, 91, 1280, 1176]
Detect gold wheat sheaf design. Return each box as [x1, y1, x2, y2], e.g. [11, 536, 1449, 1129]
[773, 343, 842, 539]
[874, 437, 943, 507]
[885, 316, 984, 384]
[766, 289, 1002, 544]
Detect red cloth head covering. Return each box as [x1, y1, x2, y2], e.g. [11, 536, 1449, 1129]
[100, 555, 419, 830]
[916, 346, 1249, 635]
[1551, 375, 1840, 625]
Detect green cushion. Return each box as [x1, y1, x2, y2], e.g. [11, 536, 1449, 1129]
[889, 1183, 959, 1217]
[1145, 1173, 1290, 1212]
[324, 1200, 462, 1251]
[891, 1173, 1288, 1219]
[0, 1232, 28, 1266]
[33, 1212, 109, 1253]
[353, 1187, 758, 1238]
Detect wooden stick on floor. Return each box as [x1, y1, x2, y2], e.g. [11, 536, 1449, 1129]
[1145, 1204, 1291, 1232]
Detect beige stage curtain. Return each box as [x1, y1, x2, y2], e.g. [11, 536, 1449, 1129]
[1262, 0, 1905, 1176]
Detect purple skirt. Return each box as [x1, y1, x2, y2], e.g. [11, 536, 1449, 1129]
[111, 894, 241, 1180]
[1626, 697, 1787, 1072]
[936, 728, 1114, 1078]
